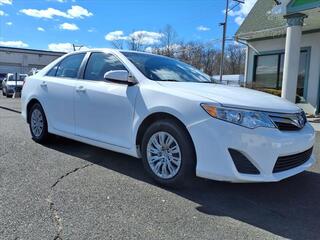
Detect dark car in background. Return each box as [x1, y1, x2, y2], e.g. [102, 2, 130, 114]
[0, 73, 7, 90]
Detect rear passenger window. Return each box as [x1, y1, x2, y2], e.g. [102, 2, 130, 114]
[84, 53, 127, 81]
[55, 53, 85, 79]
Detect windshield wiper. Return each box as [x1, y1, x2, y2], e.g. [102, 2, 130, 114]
[159, 79, 180, 82]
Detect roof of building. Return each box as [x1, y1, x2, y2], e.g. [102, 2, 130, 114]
[236, 0, 320, 41]
[0, 46, 66, 56]
[236, 0, 286, 39]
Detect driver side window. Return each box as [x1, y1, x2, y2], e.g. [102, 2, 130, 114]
[84, 53, 127, 81]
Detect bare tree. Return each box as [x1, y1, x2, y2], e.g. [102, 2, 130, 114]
[160, 25, 178, 57]
[224, 44, 245, 74]
[110, 40, 124, 50]
[127, 31, 146, 51]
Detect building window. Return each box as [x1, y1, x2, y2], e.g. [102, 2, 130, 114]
[253, 50, 309, 103]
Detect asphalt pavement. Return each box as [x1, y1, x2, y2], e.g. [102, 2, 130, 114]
[0, 95, 319, 240]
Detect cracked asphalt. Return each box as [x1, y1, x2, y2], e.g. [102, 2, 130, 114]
[0, 95, 319, 240]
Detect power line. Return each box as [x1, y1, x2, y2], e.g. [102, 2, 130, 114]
[219, 0, 244, 82]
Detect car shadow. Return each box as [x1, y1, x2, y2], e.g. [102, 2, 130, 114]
[45, 136, 320, 240]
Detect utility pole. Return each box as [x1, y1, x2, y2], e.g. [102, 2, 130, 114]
[72, 44, 84, 51]
[219, 0, 229, 82]
[219, 0, 244, 82]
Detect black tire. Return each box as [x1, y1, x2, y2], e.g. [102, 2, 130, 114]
[28, 103, 50, 143]
[141, 119, 196, 187]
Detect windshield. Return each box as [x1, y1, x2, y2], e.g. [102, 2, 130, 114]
[7, 75, 15, 81]
[122, 52, 211, 83]
[7, 74, 24, 81]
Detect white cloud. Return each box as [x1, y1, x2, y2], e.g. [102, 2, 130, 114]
[129, 31, 164, 45]
[226, 0, 257, 25]
[59, 22, 79, 31]
[88, 28, 96, 33]
[48, 42, 89, 52]
[105, 30, 128, 41]
[105, 30, 164, 45]
[0, 0, 12, 5]
[0, 40, 28, 48]
[48, 42, 74, 52]
[6, 21, 12, 26]
[0, 10, 5, 16]
[37, 27, 45, 32]
[197, 25, 210, 31]
[235, 16, 244, 25]
[67, 5, 92, 18]
[46, 0, 67, 2]
[20, 5, 93, 19]
[20, 8, 69, 19]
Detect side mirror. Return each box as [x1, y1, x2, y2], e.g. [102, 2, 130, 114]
[104, 70, 135, 85]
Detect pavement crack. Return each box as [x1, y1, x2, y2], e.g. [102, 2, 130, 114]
[47, 163, 95, 240]
[0, 106, 21, 114]
[51, 163, 94, 188]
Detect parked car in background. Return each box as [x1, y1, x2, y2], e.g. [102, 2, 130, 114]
[2, 73, 24, 98]
[21, 49, 316, 187]
[0, 73, 7, 90]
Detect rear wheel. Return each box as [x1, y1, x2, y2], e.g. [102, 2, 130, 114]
[28, 103, 50, 143]
[141, 119, 196, 187]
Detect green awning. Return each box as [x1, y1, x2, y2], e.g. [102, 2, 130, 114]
[291, 0, 319, 7]
[288, 0, 320, 13]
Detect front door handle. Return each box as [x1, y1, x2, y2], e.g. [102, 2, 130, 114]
[40, 81, 47, 87]
[76, 86, 86, 93]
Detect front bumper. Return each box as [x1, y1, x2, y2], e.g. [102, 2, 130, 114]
[188, 118, 316, 183]
[6, 86, 22, 94]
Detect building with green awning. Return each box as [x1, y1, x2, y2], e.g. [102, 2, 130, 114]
[236, 0, 320, 114]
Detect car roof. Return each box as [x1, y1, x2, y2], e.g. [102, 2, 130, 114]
[65, 48, 158, 57]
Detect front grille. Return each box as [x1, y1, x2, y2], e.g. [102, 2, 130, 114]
[273, 147, 313, 173]
[229, 149, 260, 174]
[15, 86, 23, 92]
[268, 111, 307, 131]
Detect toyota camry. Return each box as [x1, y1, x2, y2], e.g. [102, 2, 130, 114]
[21, 49, 316, 186]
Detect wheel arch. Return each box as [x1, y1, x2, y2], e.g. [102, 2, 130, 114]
[26, 98, 43, 124]
[135, 112, 196, 160]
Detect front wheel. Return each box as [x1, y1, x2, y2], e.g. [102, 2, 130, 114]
[141, 119, 196, 187]
[28, 103, 50, 143]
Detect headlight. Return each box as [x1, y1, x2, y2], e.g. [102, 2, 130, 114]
[201, 104, 275, 129]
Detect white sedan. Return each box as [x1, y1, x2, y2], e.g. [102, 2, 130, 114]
[21, 49, 316, 186]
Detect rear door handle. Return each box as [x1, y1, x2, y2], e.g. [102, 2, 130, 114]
[40, 81, 47, 87]
[76, 86, 86, 93]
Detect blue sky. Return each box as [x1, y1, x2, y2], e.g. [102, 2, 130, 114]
[0, 0, 257, 52]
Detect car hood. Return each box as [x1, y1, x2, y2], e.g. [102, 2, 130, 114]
[158, 82, 301, 114]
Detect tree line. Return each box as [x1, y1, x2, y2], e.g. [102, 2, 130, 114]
[110, 25, 246, 76]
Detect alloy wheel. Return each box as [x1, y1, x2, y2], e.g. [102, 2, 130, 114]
[31, 109, 44, 138]
[146, 131, 182, 179]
